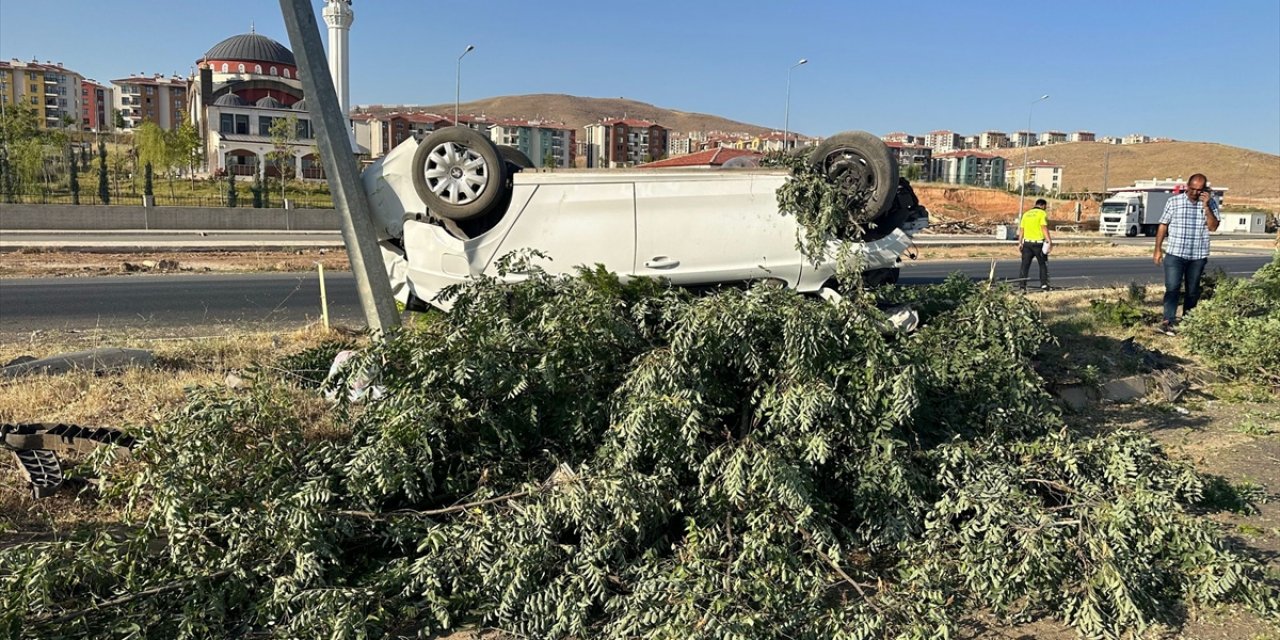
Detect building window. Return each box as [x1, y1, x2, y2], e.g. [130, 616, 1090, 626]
[259, 116, 276, 136]
[270, 66, 278, 76]
[254, 64, 262, 74]
[221, 63, 229, 73]
[296, 119, 311, 139]
[237, 64, 245, 73]
[283, 68, 290, 78]
[220, 113, 234, 133]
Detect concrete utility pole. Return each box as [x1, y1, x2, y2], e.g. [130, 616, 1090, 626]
[1017, 94, 1049, 219]
[279, 0, 400, 334]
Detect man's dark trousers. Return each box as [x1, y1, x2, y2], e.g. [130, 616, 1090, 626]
[1163, 252, 1208, 324]
[1019, 241, 1049, 289]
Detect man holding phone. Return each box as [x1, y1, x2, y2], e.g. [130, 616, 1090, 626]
[1153, 173, 1220, 334]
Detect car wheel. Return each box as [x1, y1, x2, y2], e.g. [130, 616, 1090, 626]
[1125, 225, 1138, 237]
[497, 145, 535, 171]
[857, 178, 922, 242]
[808, 131, 899, 223]
[412, 127, 510, 221]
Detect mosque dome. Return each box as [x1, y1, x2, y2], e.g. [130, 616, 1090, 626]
[291, 98, 308, 111]
[204, 33, 295, 66]
[212, 93, 248, 106]
[256, 96, 283, 109]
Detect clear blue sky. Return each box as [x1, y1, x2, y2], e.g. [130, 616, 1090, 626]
[3, 0, 1278, 153]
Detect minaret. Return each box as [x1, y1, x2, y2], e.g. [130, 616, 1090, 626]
[322, 0, 353, 116]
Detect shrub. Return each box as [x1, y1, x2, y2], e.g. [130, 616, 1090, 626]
[2, 264, 1274, 639]
[1181, 252, 1280, 385]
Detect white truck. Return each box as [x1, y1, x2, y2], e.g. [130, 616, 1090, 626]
[1099, 179, 1223, 237]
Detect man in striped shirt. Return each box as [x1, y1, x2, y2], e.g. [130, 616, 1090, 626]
[1153, 173, 1220, 333]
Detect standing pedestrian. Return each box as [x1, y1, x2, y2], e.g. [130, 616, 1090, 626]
[1154, 173, 1220, 334]
[1017, 198, 1053, 291]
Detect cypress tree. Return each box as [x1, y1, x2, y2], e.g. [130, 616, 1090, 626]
[226, 172, 237, 208]
[69, 152, 80, 205]
[252, 171, 263, 208]
[143, 162, 154, 197]
[97, 141, 110, 205]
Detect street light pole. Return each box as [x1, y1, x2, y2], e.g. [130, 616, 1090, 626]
[782, 58, 807, 153]
[1018, 94, 1050, 218]
[455, 44, 474, 127]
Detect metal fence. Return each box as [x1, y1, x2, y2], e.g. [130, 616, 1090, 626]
[1, 191, 335, 209]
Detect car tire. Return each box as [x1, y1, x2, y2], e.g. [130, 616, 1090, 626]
[856, 178, 921, 242]
[1125, 225, 1138, 237]
[497, 145, 535, 171]
[412, 127, 510, 221]
[808, 131, 899, 223]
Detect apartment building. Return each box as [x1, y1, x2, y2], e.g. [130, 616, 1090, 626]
[924, 130, 961, 153]
[1012, 130, 1037, 147]
[979, 130, 1009, 149]
[667, 135, 692, 157]
[489, 118, 575, 168]
[930, 151, 1006, 188]
[885, 141, 933, 180]
[1122, 133, 1151, 145]
[1038, 130, 1067, 145]
[882, 132, 918, 145]
[583, 118, 669, 168]
[1007, 160, 1063, 194]
[80, 79, 114, 132]
[352, 112, 451, 157]
[1070, 131, 1095, 142]
[0, 59, 84, 130]
[112, 74, 188, 130]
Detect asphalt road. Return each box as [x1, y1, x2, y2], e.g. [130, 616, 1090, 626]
[0, 255, 1272, 337]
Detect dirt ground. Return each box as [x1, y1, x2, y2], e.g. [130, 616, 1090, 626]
[0, 247, 352, 278]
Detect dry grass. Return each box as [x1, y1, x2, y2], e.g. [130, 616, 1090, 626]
[0, 325, 355, 534]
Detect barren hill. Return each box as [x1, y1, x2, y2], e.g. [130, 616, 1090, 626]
[988, 142, 1280, 204]
[361, 94, 778, 137]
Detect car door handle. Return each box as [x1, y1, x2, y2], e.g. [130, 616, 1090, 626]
[644, 257, 680, 269]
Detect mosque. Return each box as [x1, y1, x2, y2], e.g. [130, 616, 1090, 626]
[188, 1, 354, 180]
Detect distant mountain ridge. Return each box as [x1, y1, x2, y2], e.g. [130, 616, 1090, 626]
[357, 93, 781, 137]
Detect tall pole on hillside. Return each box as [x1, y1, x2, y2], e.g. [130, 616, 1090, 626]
[455, 44, 474, 126]
[1018, 94, 1049, 218]
[782, 58, 807, 153]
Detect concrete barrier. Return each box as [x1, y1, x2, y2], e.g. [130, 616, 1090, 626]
[0, 204, 341, 232]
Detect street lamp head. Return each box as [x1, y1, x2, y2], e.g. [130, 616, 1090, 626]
[464, 44, 475, 54]
[1038, 94, 1050, 101]
[798, 58, 808, 65]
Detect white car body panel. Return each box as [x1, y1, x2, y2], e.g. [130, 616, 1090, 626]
[364, 137, 921, 310]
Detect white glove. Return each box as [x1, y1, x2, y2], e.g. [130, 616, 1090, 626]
[1043, 241, 1053, 256]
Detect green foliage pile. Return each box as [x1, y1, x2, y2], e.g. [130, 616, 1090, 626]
[1182, 251, 1280, 385]
[764, 152, 876, 260]
[1088, 283, 1157, 327]
[2, 262, 1276, 639]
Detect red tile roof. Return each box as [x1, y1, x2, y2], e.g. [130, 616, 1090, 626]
[637, 148, 762, 169]
[597, 118, 665, 128]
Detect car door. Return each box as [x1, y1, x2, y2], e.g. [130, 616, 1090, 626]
[486, 181, 636, 280]
[633, 174, 801, 286]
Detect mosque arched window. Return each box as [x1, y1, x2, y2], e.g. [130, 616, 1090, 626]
[283, 69, 290, 79]
[254, 64, 262, 74]
[237, 64, 245, 73]
[270, 66, 278, 76]
[220, 63, 228, 73]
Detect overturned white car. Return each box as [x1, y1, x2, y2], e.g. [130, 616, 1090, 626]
[361, 127, 928, 310]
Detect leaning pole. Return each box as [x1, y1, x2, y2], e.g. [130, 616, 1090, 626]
[278, 0, 400, 334]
